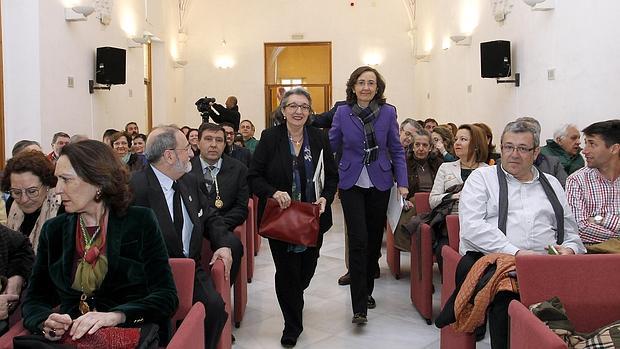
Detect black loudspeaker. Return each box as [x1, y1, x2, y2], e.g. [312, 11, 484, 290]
[96, 47, 126, 85]
[480, 40, 511, 78]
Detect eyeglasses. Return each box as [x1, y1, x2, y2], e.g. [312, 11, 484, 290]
[285, 104, 311, 112]
[8, 185, 44, 199]
[355, 80, 376, 88]
[224, 131, 235, 136]
[501, 144, 536, 154]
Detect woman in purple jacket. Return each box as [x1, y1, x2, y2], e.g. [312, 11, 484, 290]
[329, 66, 408, 325]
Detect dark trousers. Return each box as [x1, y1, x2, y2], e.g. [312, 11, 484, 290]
[269, 239, 320, 338]
[193, 237, 242, 349]
[489, 291, 520, 349]
[340, 185, 390, 315]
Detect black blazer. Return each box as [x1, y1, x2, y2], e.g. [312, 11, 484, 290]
[0, 224, 33, 279]
[21, 207, 178, 334]
[190, 154, 249, 230]
[130, 165, 237, 261]
[248, 124, 339, 237]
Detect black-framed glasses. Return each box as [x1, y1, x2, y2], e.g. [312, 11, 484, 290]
[285, 104, 311, 112]
[8, 185, 44, 199]
[501, 144, 535, 154]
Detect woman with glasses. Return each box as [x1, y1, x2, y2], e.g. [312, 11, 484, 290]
[20, 140, 178, 345]
[109, 131, 146, 173]
[249, 87, 338, 348]
[1, 151, 63, 253]
[329, 66, 408, 325]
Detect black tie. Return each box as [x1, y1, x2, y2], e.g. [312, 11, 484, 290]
[204, 166, 215, 192]
[171, 181, 184, 238]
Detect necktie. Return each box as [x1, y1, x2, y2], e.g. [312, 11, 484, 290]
[171, 181, 184, 238]
[204, 166, 216, 192]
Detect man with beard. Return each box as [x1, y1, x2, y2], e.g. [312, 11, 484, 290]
[129, 126, 242, 349]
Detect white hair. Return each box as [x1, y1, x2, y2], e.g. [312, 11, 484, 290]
[553, 124, 578, 140]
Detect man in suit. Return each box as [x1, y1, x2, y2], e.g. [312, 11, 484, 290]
[190, 123, 249, 230]
[130, 126, 242, 349]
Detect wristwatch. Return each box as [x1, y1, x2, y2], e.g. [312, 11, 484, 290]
[593, 215, 603, 225]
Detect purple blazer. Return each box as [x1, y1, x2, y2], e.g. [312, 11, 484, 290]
[329, 103, 407, 191]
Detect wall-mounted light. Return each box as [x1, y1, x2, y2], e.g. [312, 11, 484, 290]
[363, 53, 382, 66]
[450, 35, 472, 46]
[415, 54, 431, 62]
[523, 0, 554, 10]
[65, 6, 95, 21]
[215, 56, 235, 69]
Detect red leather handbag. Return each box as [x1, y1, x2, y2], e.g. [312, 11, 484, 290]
[259, 198, 320, 247]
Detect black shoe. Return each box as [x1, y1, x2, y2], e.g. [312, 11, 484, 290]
[280, 335, 297, 348]
[338, 272, 351, 286]
[352, 313, 368, 325]
[232, 334, 236, 343]
[367, 296, 376, 309]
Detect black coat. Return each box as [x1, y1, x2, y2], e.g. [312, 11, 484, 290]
[0, 224, 33, 279]
[190, 154, 249, 230]
[130, 165, 237, 261]
[248, 124, 339, 237]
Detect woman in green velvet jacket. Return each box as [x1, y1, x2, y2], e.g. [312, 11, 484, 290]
[21, 140, 178, 343]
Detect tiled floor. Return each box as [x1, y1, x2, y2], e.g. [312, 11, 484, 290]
[232, 198, 492, 349]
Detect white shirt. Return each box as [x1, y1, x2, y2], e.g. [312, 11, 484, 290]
[150, 165, 194, 257]
[199, 156, 223, 177]
[458, 165, 585, 256]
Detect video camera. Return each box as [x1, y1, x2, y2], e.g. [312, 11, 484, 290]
[195, 97, 216, 116]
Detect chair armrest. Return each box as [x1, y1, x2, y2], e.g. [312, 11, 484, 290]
[167, 302, 206, 349]
[508, 300, 566, 349]
[440, 246, 461, 306]
[0, 320, 29, 349]
[211, 259, 232, 349]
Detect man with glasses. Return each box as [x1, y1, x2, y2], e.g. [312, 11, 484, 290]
[222, 122, 251, 168]
[446, 120, 585, 349]
[566, 120, 620, 248]
[190, 123, 249, 230]
[129, 126, 242, 349]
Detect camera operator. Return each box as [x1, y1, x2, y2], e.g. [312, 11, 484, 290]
[197, 96, 241, 131]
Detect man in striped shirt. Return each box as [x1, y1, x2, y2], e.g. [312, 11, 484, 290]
[566, 120, 620, 245]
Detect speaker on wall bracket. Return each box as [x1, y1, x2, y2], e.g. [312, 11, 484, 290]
[480, 40, 520, 87]
[89, 46, 126, 93]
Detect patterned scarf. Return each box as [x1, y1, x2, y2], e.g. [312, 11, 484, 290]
[288, 127, 316, 252]
[72, 212, 109, 296]
[351, 101, 381, 165]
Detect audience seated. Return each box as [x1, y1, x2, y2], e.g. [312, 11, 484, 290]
[0, 224, 34, 335]
[109, 131, 147, 173]
[130, 126, 242, 349]
[132, 133, 147, 155]
[432, 126, 457, 162]
[1, 151, 62, 252]
[101, 128, 118, 146]
[187, 128, 200, 157]
[406, 129, 443, 207]
[46, 132, 70, 165]
[435, 120, 586, 349]
[424, 118, 438, 132]
[190, 123, 249, 230]
[540, 123, 585, 175]
[399, 118, 423, 158]
[566, 119, 620, 248]
[124, 121, 140, 138]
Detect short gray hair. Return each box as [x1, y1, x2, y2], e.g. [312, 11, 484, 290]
[144, 126, 179, 163]
[501, 120, 540, 148]
[414, 128, 433, 146]
[279, 87, 312, 111]
[515, 116, 541, 134]
[553, 123, 577, 140]
[400, 118, 422, 131]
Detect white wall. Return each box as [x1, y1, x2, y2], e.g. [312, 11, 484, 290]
[412, 0, 620, 141]
[180, 0, 416, 134]
[2, 0, 181, 153]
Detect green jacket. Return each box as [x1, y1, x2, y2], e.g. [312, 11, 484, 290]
[540, 139, 585, 175]
[22, 206, 178, 337]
